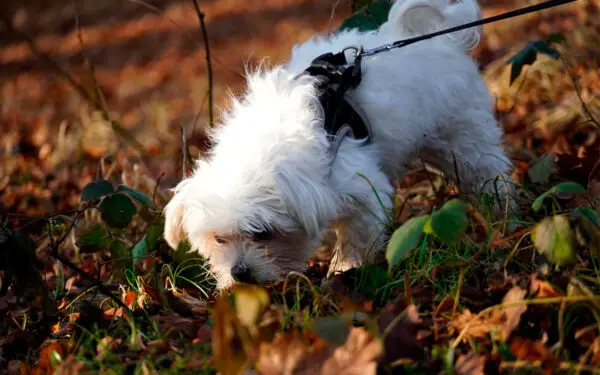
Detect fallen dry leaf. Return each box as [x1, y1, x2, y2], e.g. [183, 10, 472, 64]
[530, 274, 562, 298]
[211, 296, 252, 375]
[498, 286, 528, 342]
[256, 333, 311, 375]
[234, 284, 271, 338]
[256, 327, 381, 375]
[455, 352, 487, 375]
[321, 327, 382, 375]
[32, 341, 69, 375]
[452, 286, 527, 343]
[509, 337, 555, 362]
[52, 355, 85, 375]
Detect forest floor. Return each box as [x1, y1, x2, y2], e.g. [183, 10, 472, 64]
[1, 0, 600, 374]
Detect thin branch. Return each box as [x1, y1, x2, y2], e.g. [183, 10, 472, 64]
[153, 172, 166, 206]
[328, 0, 342, 36]
[561, 56, 599, 128]
[180, 124, 193, 178]
[191, 0, 214, 127]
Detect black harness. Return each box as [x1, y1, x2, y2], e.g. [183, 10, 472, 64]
[303, 48, 372, 147]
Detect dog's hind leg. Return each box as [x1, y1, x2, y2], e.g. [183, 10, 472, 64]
[420, 110, 515, 214]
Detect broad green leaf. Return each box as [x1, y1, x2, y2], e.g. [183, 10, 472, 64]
[429, 199, 469, 245]
[531, 40, 561, 59]
[386, 215, 429, 270]
[508, 44, 538, 85]
[573, 207, 600, 227]
[99, 194, 137, 229]
[527, 154, 553, 184]
[531, 215, 577, 267]
[116, 185, 154, 207]
[313, 316, 350, 346]
[508, 40, 561, 85]
[77, 224, 111, 253]
[550, 181, 586, 194]
[337, 0, 392, 33]
[532, 181, 586, 212]
[531, 191, 549, 213]
[81, 179, 114, 202]
[131, 234, 149, 265]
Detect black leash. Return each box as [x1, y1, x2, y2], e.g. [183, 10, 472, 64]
[362, 0, 578, 57]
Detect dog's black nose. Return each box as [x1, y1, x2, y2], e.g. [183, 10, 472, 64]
[231, 265, 256, 284]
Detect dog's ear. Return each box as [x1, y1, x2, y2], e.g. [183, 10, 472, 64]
[163, 194, 186, 249]
[275, 171, 340, 237]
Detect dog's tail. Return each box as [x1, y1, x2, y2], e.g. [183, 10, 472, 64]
[382, 0, 483, 50]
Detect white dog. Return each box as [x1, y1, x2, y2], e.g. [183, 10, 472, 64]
[164, 0, 514, 289]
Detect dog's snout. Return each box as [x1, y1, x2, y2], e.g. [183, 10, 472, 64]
[231, 264, 256, 284]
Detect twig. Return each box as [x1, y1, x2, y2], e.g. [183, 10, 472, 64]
[180, 124, 193, 178]
[328, 0, 342, 36]
[153, 172, 166, 206]
[191, 0, 214, 127]
[561, 56, 599, 128]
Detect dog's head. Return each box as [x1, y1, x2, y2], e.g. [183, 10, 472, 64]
[164, 67, 341, 289]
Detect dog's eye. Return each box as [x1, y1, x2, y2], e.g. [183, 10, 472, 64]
[251, 229, 273, 242]
[214, 235, 228, 245]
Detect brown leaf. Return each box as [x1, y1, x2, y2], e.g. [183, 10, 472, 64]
[52, 356, 85, 375]
[451, 309, 493, 340]
[256, 333, 310, 375]
[37, 342, 68, 372]
[530, 274, 562, 298]
[211, 296, 251, 375]
[452, 286, 527, 342]
[233, 284, 270, 338]
[321, 328, 382, 375]
[455, 352, 487, 375]
[498, 286, 528, 342]
[7, 360, 29, 375]
[509, 337, 554, 362]
[590, 337, 600, 366]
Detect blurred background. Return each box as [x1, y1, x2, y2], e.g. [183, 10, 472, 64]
[1, 0, 599, 222]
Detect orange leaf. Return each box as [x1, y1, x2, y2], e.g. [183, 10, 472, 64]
[122, 291, 137, 309]
[510, 337, 554, 362]
[38, 342, 67, 372]
[530, 274, 562, 298]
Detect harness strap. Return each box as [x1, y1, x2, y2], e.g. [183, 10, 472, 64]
[303, 48, 373, 156]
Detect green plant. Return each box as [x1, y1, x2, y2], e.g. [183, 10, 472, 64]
[386, 198, 469, 272]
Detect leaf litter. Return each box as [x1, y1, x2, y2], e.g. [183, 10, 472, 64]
[2, 0, 600, 374]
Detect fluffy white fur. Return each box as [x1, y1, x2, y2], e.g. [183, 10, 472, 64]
[164, 0, 514, 289]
